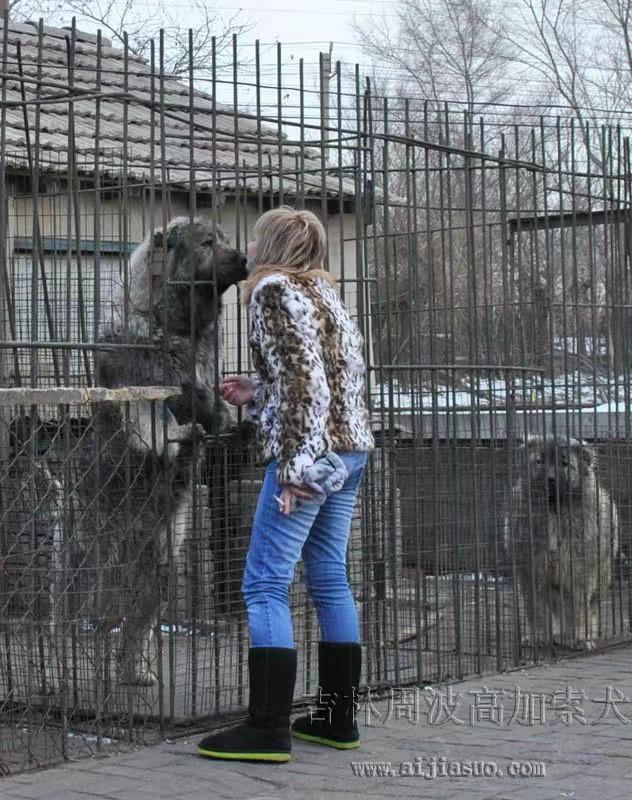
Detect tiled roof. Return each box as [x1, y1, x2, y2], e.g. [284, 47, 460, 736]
[0, 20, 355, 199]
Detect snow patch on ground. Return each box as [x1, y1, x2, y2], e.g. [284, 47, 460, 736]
[375, 373, 632, 414]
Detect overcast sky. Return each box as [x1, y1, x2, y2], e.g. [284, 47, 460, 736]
[181, 0, 395, 126]
[206, 0, 393, 111]
[209, 0, 388, 69]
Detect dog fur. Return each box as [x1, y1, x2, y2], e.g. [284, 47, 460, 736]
[505, 436, 619, 651]
[78, 216, 247, 685]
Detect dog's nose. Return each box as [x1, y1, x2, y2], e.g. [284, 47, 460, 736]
[238, 253, 248, 275]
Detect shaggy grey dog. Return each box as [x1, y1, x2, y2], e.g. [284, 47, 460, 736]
[505, 436, 619, 651]
[98, 216, 247, 446]
[79, 217, 247, 685]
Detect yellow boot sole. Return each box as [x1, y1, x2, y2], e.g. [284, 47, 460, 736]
[291, 729, 361, 749]
[197, 745, 291, 762]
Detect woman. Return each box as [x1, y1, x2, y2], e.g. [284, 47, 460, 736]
[197, 206, 374, 763]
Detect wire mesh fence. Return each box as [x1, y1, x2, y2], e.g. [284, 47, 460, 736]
[1, 12, 631, 776]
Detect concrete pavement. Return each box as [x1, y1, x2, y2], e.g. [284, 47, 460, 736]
[2, 644, 632, 800]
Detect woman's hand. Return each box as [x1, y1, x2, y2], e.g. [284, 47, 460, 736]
[275, 484, 316, 515]
[219, 375, 255, 407]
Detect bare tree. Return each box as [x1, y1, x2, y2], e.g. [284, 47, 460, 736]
[499, 1, 600, 124]
[9, 0, 250, 73]
[496, 0, 632, 129]
[354, 0, 514, 119]
[590, 0, 632, 115]
[352, 0, 625, 377]
[353, 1, 520, 371]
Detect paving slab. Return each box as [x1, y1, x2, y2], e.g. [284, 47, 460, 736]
[2, 644, 632, 799]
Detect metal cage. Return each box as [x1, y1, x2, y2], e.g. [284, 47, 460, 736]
[1, 14, 631, 775]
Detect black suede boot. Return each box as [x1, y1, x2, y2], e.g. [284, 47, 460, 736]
[197, 647, 297, 762]
[291, 642, 361, 749]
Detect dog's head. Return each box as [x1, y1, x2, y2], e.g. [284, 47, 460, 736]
[124, 217, 248, 328]
[525, 436, 595, 501]
[155, 217, 248, 295]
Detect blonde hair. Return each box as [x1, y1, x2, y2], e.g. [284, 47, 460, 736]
[241, 206, 336, 304]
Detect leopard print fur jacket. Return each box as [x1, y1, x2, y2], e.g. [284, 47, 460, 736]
[246, 273, 375, 486]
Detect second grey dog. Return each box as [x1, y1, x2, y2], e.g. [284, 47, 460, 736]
[504, 436, 619, 651]
[78, 217, 247, 685]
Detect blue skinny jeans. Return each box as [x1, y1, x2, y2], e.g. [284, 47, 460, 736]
[241, 451, 368, 648]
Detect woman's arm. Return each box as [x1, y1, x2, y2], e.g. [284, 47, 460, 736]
[244, 372, 265, 422]
[250, 279, 330, 486]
